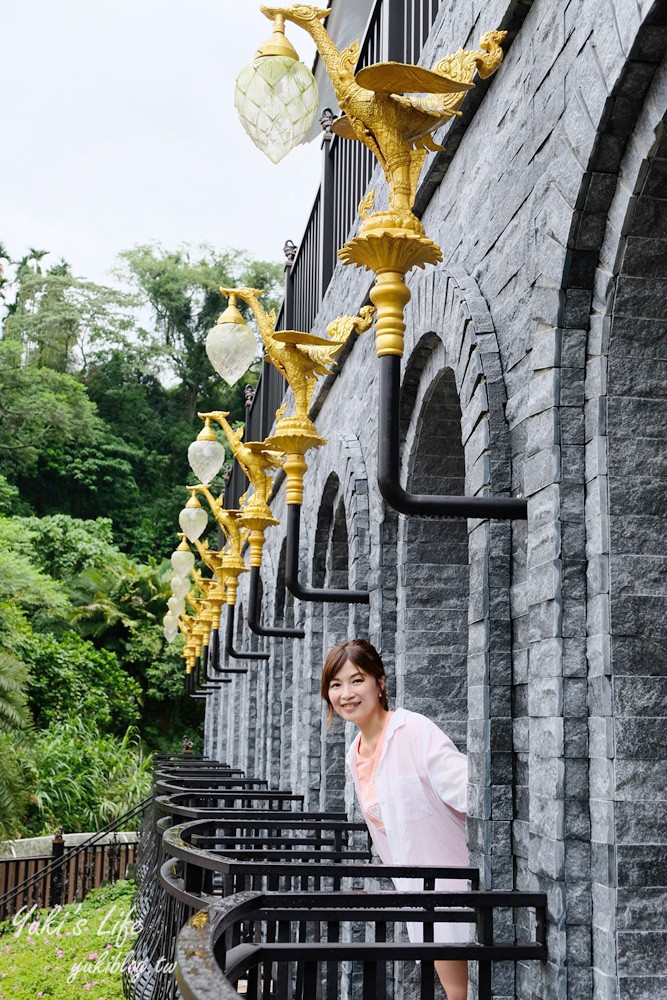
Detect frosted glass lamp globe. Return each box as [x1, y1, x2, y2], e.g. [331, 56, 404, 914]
[235, 15, 318, 164]
[171, 548, 195, 577]
[178, 505, 208, 542]
[235, 55, 318, 163]
[167, 596, 185, 616]
[163, 613, 179, 642]
[188, 419, 226, 483]
[205, 308, 256, 387]
[171, 576, 190, 600]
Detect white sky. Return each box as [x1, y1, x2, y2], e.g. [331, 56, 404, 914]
[1, 1, 322, 286]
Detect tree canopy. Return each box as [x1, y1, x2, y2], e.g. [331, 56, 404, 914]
[0, 238, 283, 836]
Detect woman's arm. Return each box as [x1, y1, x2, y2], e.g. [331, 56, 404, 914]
[422, 719, 468, 814]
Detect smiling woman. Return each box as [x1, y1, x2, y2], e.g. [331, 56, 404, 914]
[321, 638, 470, 1000]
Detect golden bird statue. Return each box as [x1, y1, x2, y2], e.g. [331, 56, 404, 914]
[220, 287, 374, 420]
[261, 6, 506, 228]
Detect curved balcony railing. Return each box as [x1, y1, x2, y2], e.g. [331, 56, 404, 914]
[160, 818, 374, 912]
[127, 756, 547, 1000]
[153, 774, 268, 795]
[126, 771, 341, 1000]
[175, 886, 546, 1000]
[126, 759, 245, 1000]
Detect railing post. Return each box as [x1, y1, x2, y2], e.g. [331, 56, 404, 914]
[382, 0, 405, 62]
[477, 904, 494, 1000]
[49, 829, 65, 908]
[319, 110, 336, 294]
[282, 241, 296, 330]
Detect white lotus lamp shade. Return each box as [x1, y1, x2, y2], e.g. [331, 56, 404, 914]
[171, 576, 190, 600]
[188, 418, 226, 483]
[171, 548, 195, 577]
[205, 297, 257, 386]
[235, 56, 318, 163]
[167, 596, 186, 616]
[178, 504, 208, 542]
[163, 612, 180, 643]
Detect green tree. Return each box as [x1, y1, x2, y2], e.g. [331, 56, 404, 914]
[2, 252, 135, 373]
[21, 717, 152, 834]
[26, 630, 142, 733]
[0, 340, 99, 482]
[118, 242, 281, 417]
[0, 649, 32, 840]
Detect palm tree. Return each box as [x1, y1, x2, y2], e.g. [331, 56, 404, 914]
[0, 649, 32, 840]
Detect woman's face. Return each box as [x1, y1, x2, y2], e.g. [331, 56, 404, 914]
[328, 658, 385, 728]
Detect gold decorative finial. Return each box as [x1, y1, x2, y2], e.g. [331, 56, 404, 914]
[197, 409, 283, 567]
[192, 488, 248, 604]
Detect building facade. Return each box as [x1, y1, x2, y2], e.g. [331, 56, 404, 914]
[205, 1, 667, 997]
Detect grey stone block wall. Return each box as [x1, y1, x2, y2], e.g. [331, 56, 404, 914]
[204, 1, 667, 997]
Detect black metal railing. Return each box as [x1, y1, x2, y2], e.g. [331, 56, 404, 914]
[175, 887, 546, 1000]
[126, 757, 241, 1000]
[126, 766, 326, 1000]
[126, 756, 547, 1000]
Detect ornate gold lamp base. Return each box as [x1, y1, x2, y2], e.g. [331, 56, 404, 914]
[241, 515, 279, 568]
[263, 416, 326, 505]
[338, 209, 443, 359]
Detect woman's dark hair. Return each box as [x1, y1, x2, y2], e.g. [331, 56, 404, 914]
[321, 638, 389, 724]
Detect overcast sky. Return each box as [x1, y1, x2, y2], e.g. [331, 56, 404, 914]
[2, 1, 322, 286]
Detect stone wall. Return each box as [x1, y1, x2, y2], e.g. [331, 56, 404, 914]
[204, 1, 667, 996]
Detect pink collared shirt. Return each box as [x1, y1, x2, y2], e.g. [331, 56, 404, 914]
[346, 707, 469, 943]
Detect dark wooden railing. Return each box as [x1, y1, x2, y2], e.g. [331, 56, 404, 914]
[0, 799, 147, 922]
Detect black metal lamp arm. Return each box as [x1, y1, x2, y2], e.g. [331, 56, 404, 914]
[206, 629, 249, 675]
[224, 603, 270, 661]
[285, 504, 369, 604]
[193, 649, 233, 694]
[378, 355, 528, 520]
[248, 565, 305, 638]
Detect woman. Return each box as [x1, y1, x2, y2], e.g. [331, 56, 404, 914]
[321, 638, 469, 1000]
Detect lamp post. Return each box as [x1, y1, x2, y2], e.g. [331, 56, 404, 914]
[216, 286, 376, 602]
[197, 409, 281, 569]
[193, 487, 270, 662]
[237, 7, 526, 521]
[197, 410, 305, 639]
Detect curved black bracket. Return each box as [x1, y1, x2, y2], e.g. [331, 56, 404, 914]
[191, 653, 231, 697]
[198, 639, 246, 681]
[206, 630, 248, 675]
[224, 603, 270, 661]
[187, 668, 224, 699]
[195, 647, 226, 688]
[285, 504, 369, 604]
[248, 565, 305, 638]
[378, 354, 528, 520]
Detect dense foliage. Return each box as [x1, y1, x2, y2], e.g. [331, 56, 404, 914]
[0, 241, 283, 838]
